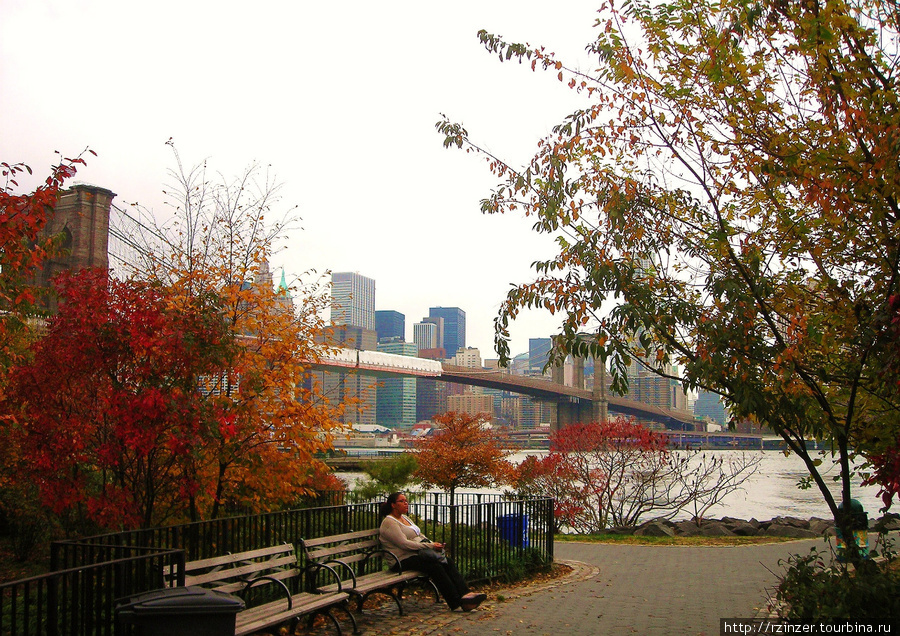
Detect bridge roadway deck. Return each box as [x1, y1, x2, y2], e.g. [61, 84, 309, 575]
[356, 539, 819, 635]
[312, 349, 696, 427]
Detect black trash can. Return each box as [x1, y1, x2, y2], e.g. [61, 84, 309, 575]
[116, 586, 245, 636]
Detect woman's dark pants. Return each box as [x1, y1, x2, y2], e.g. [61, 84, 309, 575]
[400, 554, 470, 610]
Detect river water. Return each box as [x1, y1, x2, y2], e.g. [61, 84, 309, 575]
[341, 449, 887, 522]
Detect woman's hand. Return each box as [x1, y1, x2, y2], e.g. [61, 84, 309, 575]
[430, 542, 444, 551]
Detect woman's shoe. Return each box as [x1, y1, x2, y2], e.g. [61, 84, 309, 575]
[460, 593, 486, 611]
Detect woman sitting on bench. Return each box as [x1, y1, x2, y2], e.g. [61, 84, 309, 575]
[379, 492, 486, 612]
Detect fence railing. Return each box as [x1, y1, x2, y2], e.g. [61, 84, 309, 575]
[0, 547, 184, 636]
[2, 495, 552, 635]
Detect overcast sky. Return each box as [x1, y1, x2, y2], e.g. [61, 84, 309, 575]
[1, 0, 601, 357]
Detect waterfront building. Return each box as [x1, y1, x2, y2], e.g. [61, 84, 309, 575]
[376, 338, 417, 430]
[413, 320, 440, 352]
[694, 389, 726, 425]
[450, 347, 481, 368]
[447, 393, 494, 418]
[416, 347, 448, 421]
[375, 310, 405, 343]
[327, 272, 377, 426]
[428, 307, 465, 360]
[331, 272, 375, 331]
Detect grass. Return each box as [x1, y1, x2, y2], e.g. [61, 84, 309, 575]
[555, 533, 801, 546]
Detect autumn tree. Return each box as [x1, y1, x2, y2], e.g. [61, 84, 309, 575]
[117, 144, 344, 519]
[511, 420, 759, 532]
[0, 154, 90, 553]
[0, 153, 90, 374]
[5, 268, 235, 531]
[413, 411, 511, 504]
[437, 0, 900, 558]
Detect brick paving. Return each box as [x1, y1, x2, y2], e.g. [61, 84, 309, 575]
[341, 539, 824, 636]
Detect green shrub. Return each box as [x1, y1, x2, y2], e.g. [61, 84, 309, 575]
[774, 538, 900, 620]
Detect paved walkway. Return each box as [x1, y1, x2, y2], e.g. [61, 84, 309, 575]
[352, 539, 825, 636]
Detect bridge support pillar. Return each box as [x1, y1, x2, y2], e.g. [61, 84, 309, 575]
[593, 362, 609, 423]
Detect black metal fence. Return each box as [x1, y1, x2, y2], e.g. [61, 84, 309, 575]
[2, 495, 553, 635]
[0, 547, 184, 636]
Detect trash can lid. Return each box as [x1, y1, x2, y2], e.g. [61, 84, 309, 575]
[117, 586, 245, 616]
[838, 499, 865, 513]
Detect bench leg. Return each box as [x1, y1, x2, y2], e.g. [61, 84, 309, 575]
[336, 601, 360, 635]
[304, 609, 343, 636]
[356, 589, 404, 616]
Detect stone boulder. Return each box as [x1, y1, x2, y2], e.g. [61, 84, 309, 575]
[698, 520, 735, 536]
[634, 520, 676, 537]
[764, 523, 820, 538]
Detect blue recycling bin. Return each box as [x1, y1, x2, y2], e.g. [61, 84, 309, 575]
[497, 513, 529, 548]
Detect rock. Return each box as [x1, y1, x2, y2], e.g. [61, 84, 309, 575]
[698, 521, 735, 536]
[808, 518, 833, 535]
[726, 520, 759, 536]
[634, 520, 675, 537]
[873, 513, 900, 532]
[764, 523, 819, 538]
[771, 516, 810, 529]
[674, 520, 701, 534]
[605, 526, 634, 535]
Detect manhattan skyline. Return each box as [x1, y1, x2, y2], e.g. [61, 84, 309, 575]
[1, 0, 600, 357]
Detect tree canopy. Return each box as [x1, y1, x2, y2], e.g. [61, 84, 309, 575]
[414, 411, 511, 503]
[437, 0, 900, 545]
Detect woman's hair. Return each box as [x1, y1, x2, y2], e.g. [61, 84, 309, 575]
[380, 492, 404, 518]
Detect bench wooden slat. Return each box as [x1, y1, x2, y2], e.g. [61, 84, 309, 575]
[307, 539, 380, 561]
[235, 592, 348, 636]
[301, 528, 439, 616]
[185, 555, 298, 587]
[184, 544, 295, 571]
[179, 542, 351, 636]
[302, 529, 378, 547]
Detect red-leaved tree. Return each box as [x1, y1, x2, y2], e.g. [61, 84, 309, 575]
[6, 268, 235, 531]
[0, 153, 90, 373]
[512, 419, 759, 533]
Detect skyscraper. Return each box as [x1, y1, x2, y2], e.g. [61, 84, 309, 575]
[375, 310, 405, 343]
[413, 320, 440, 351]
[429, 307, 465, 358]
[328, 272, 377, 426]
[377, 338, 417, 429]
[331, 272, 375, 331]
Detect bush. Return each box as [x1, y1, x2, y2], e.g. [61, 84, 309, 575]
[774, 538, 900, 620]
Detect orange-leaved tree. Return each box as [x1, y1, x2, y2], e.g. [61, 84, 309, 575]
[413, 411, 512, 504]
[119, 144, 346, 519]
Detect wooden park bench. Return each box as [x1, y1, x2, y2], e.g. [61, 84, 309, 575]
[300, 529, 440, 615]
[169, 543, 357, 636]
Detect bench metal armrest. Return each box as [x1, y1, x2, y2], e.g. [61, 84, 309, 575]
[242, 576, 293, 610]
[363, 548, 403, 573]
[322, 559, 357, 589]
[304, 561, 345, 593]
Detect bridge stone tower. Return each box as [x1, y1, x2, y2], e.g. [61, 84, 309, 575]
[548, 335, 610, 432]
[34, 184, 115, 308]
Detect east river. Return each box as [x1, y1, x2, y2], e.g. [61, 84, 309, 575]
[341, 449, 887, 522]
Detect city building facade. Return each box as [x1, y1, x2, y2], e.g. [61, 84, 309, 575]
[375, 310, 405, 343]
[428, 307, 465, 359]
[331, 272, 375, 331]
[376, 338, 417, 430]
